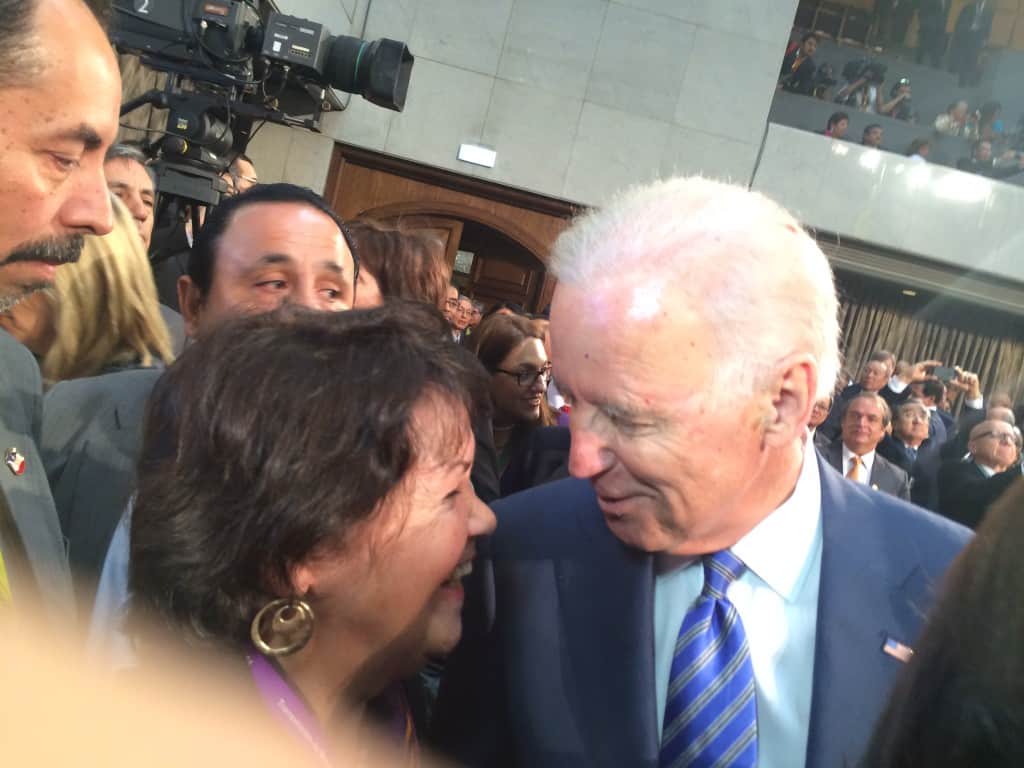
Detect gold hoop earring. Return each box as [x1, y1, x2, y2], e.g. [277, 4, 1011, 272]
[250, 597, 315, 657]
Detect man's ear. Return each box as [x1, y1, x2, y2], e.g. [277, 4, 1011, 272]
[177, 275, 203, 340]
[763, 354, 817, 447]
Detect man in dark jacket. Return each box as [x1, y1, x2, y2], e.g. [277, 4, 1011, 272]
[779, 34, 818, 95]
[938, 419, 1020, 528]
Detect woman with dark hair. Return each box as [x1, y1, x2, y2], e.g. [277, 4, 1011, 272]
[347, 220, 451, 311]
[128, 302, 495, 763]
[862, 477, 1024, 766]
[470, 313, 559, 493]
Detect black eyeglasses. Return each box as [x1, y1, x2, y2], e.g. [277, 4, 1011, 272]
[977, 431, 1016, 445]
[496, 365, 553, 388]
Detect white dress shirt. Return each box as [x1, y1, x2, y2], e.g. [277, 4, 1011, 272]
[841, 445, 875, 485]
[654, 450, 823, 768]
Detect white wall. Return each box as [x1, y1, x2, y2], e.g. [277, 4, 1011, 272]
[253, 0, 799, 204]
[752, 123, 1024, 285]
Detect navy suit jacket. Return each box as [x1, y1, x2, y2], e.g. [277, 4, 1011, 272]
[433, 455, 970, 768]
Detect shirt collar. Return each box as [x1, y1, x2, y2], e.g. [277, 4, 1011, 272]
[730, 448, 822, 603]
[976, 461, 997, 478]
[842, 444, 876, 472]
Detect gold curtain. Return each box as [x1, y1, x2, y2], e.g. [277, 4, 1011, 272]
[839, 298, 1024, 403]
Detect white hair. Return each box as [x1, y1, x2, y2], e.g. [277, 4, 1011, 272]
[550, 176, 840, 401]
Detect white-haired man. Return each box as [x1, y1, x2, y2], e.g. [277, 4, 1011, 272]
[434, 177, 970, 768]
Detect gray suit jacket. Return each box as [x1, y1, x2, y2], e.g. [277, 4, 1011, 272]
[0, 330, 74, 619]
[824, 439, 911, 501]
[40, 367, 162, 604]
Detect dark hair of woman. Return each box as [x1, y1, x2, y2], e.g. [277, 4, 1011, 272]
[862, 478, 1024, 766]
[129, 301, 489, 651]
[472, 314, 553, 422]
[346, 219, 451, 310]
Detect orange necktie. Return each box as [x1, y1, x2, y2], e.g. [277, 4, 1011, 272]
[847, 455, 862, 481]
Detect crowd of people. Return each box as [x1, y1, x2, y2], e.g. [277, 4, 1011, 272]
[779, 1, 1024, 179]
[2, 0, 1024, 766]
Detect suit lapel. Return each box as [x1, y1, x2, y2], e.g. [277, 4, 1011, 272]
[869, 454, 890, 493]
[804, 456, 939, 768]
[556, 501, 659, 766]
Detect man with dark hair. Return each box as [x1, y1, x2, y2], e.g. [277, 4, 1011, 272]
[909, 377, 950, 444]
[42, 184, 359, 617]
[862, 124, 884, 148]
[451, 294, 473, 344]
[916, 0, 951, 68]
[149, 153, 260, 309]
[779, 34, 818, 95]
[949, 0, 993, 86]
[104, 143, 186, 352]
[823, 392, 911, 500]
[824, 112, 849, 139]
[104, 144, 157, 249]
[176, 182, 356, 336]
[0, 0, 121, 620]
[880, 399, 943, 509]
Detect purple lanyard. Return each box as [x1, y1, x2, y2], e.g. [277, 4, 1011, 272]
[246, 649, 332, 765]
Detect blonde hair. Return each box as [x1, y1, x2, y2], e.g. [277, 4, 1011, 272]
[40, 196, 173, 382]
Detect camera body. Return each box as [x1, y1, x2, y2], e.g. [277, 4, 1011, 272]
[111, 0, 413, 207]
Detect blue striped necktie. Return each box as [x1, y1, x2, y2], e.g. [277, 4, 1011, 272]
[659, 550, 757, 768]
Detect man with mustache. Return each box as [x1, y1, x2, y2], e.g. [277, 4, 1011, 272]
[0, 0, 121, 619]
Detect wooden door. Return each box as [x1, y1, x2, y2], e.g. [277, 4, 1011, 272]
[365, 214, 464, 269]
[325, 143, 577, 313]
[453, 219, 546, 311]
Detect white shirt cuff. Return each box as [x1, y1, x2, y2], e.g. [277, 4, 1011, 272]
[965, 396, 983, 410]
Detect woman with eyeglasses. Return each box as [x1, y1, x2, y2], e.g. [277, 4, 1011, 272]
[470, 313, 559, 493]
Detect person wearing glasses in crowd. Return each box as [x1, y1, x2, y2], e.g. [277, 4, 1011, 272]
[937, 419, 1022, 529]
[470, 313, 558, 488]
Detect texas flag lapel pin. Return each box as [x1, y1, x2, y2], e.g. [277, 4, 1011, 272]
[5, 447, 26, 476]
[882, 636, 914, 663]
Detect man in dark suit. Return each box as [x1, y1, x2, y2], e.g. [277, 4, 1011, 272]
[433, 177, 969, 768]
[44, 184, 361, 606]
[950, 0, 994, 85]
[779, 34, 817, 95]
[937, 419, 1021, 529]
[916, 0, 951, 67]
[822, 393, 910, 500]
[879, 399, 942, 509]
[0, 331, 74, 618]
[908, 378, 951, 445]
[0, 0, 121, 618]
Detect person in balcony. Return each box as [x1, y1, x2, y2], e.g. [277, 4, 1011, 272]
[957, 140, 1024, 179]
[779, 33, 818, 95]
